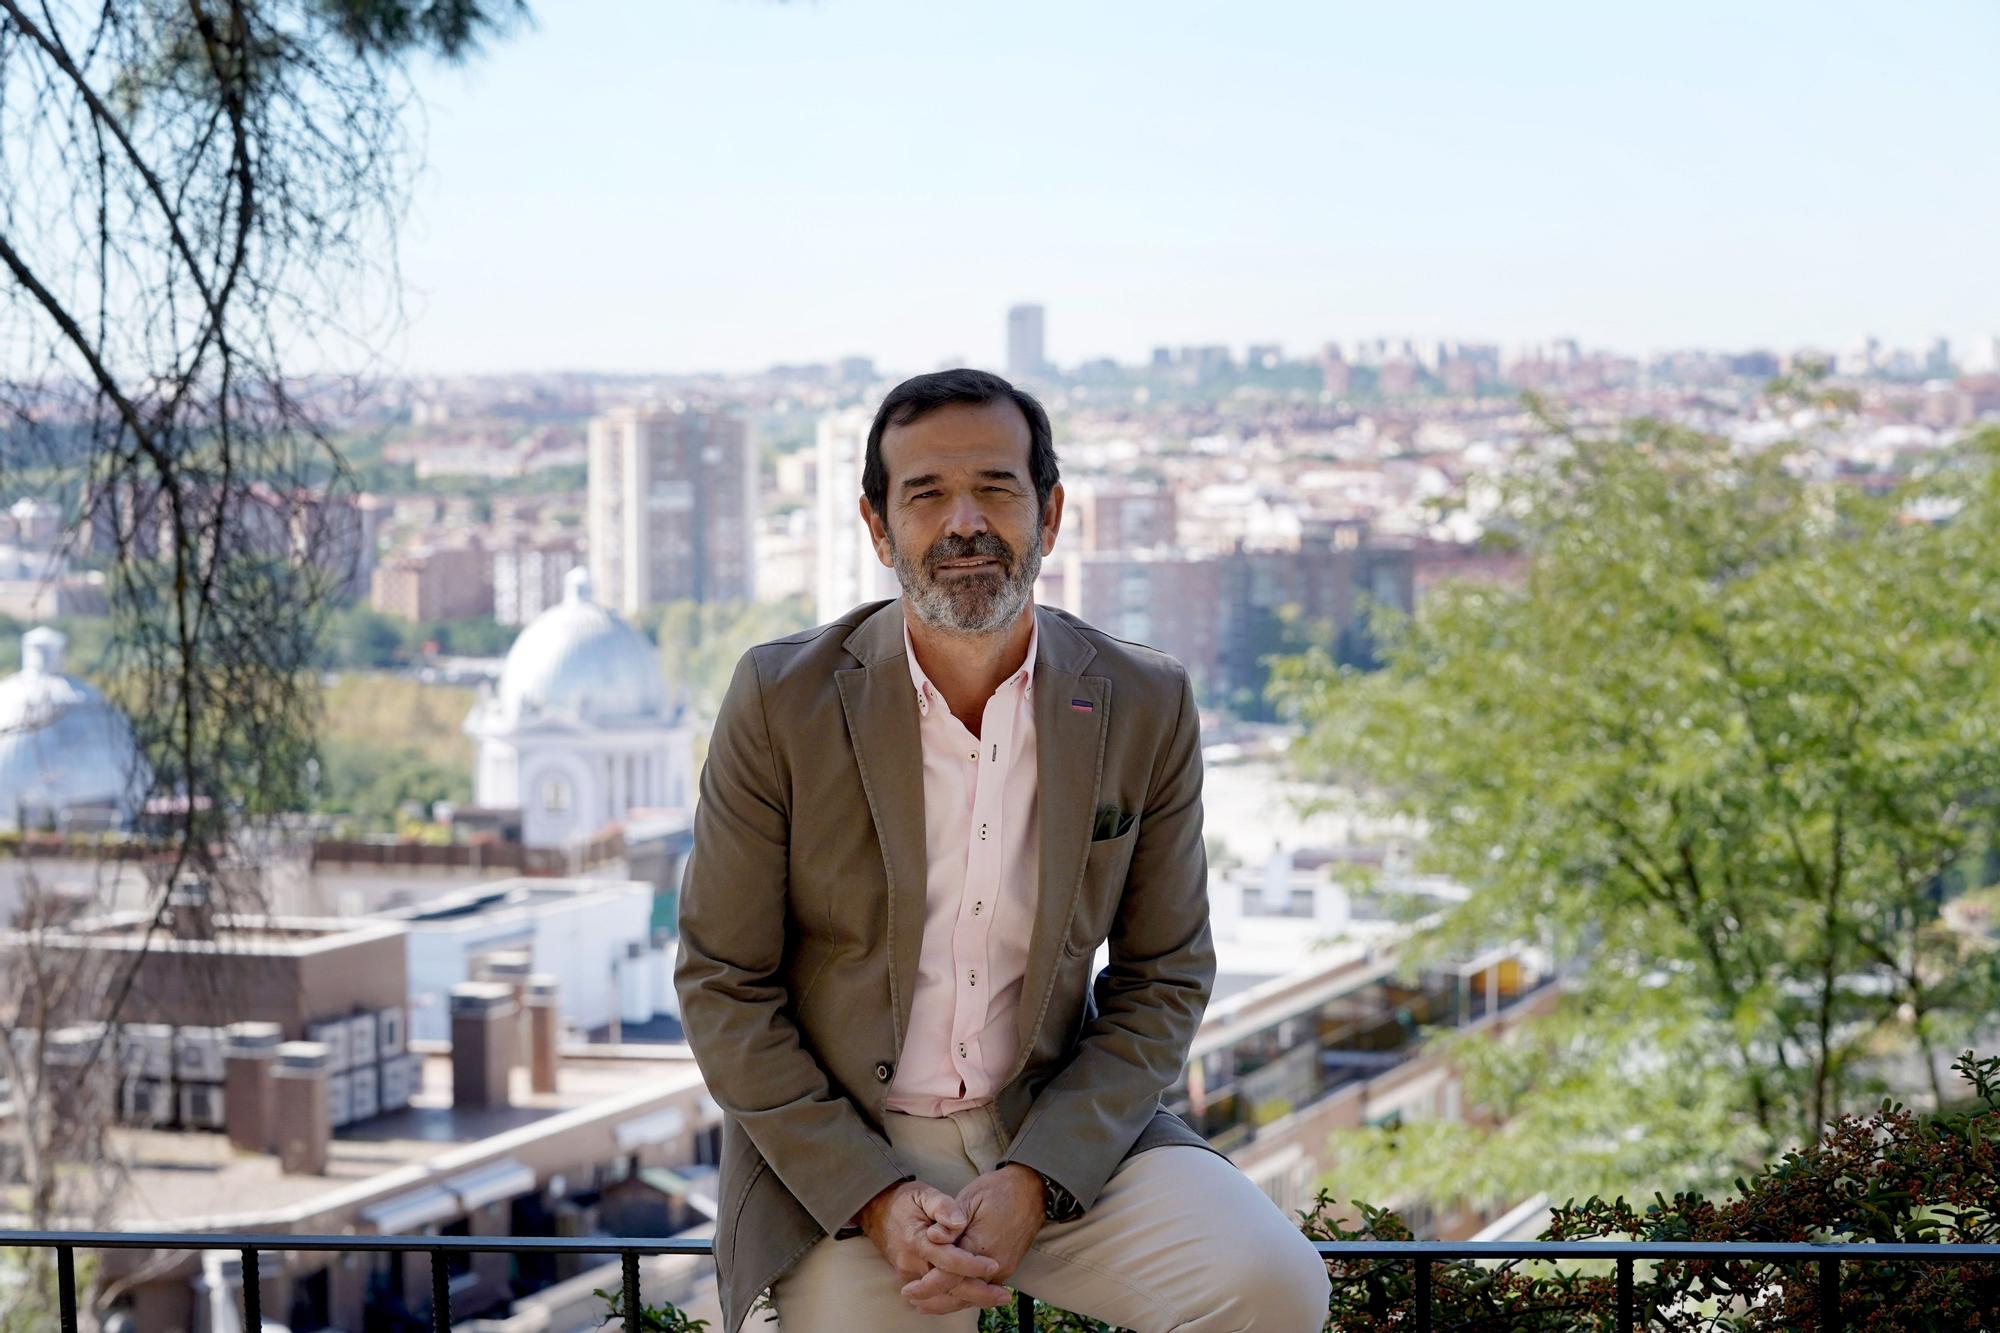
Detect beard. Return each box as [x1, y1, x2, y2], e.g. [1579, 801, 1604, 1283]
[891, 526, 1042, 637]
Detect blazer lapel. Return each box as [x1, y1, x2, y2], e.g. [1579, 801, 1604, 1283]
[835, 603, 928, 1048]
[1017, 609, 1108, 1065]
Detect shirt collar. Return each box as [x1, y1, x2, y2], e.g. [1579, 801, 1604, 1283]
[902, 607, 1039, 717]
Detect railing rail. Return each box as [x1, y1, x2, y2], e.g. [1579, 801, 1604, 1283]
[4, 1230, 1998, 1332]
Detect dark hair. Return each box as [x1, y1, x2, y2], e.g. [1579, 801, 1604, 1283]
[863, 368, 1058, 518]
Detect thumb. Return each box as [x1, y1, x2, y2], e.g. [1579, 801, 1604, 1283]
[914, 1183, 966, 1233]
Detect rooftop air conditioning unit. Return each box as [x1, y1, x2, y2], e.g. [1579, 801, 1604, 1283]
[347, 1012, 378, 1067]
[349, 1064, 379, 1122]
[306, 1019, 352, 1071]
[376, 1005, 407, 1057]
[174, 1027, 226, 1082]
[120, 1078, 175, 1127]
[326, 1071, 354, 1128]
[179, 1082, 226, 1131]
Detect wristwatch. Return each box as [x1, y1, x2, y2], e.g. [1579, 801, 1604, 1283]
[1033, 1169, 1085, 1223]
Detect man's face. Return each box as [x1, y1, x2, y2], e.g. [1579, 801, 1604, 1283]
[861, 398, 1063, 636]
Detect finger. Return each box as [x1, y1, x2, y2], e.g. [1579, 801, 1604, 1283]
[912, 1183, 966, 1233]
[917, 1238, 1001, 1280]
[898, 1265, 963, 1304]
[903, 1278, 1012, 1314]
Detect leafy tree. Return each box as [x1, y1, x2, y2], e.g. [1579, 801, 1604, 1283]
[0, 6, 523, 1317]
[1270, 410, 2000, 1200]
[649, 596, 816, 719]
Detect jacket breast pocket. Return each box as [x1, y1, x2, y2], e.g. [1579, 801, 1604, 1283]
[1065, 823, 1140, 956]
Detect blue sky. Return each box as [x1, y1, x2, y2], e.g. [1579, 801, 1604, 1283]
[391, 0, 2000, 375]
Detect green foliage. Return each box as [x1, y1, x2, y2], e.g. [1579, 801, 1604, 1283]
[646, 596, 816, 719]
[319, 605, 515, 668]
[312, 737, 469, 831]
[593, 1283, 709, 1332]
[1272, 411, 2000, 1192]
[315, 0, 530, 61]
[1322, 977, 1776, 1213]
[1306, 1051, 2000, 1331]
[313, 673, 476, 830]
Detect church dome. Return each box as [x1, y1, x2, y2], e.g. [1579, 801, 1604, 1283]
[0, 627, 147, 828]
[491, 568, 668, 723]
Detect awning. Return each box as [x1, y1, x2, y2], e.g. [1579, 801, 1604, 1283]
[614, 1105, 687, 1150]
[360, 1184, 459, 1234]
[446, 1157, 536, 1212]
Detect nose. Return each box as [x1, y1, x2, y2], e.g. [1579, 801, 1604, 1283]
[944, 491, 988, 538]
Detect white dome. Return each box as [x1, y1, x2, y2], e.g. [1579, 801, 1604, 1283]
[0, 627, 147, 827]
[491, 569, 668, 723]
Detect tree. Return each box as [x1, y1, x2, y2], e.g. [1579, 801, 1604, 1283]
[0, 0, 523, 1313]
[650, 596, 816, 720]
[1270, 406, 2000, 1203]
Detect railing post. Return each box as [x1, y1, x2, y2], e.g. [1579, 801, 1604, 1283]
[430, 1248, 450, 1333]
[242, 1248, 262, 1330]
[1015, 1288, 1036, 1331]
[1617, 1255, 1633, 1333]
[1414, 1256, 1432, 1333]
[1819, 1255, 1840, 1333]
[622, 1250, 642, 1332]
[56, 1245, 79, 1333]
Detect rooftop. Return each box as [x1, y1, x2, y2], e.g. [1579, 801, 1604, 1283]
[103, 1047, 711, 1231]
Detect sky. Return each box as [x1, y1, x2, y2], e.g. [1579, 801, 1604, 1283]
[389, 0, 2000, 376]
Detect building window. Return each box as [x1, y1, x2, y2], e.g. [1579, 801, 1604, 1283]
[540, 776, 571, 814]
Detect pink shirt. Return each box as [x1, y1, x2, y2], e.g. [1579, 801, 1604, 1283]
[885, 609, 1042, 1117]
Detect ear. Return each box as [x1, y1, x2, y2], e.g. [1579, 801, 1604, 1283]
[1038, 481, 1065, 557]
[858, 493, 894, 568]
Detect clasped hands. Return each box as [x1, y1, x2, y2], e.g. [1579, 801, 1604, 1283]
[857, 1163, 1047, 1315]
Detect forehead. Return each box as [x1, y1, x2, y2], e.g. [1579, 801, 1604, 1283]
[879, 398, 1032, 480]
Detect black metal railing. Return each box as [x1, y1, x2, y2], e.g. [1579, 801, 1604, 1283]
[3, 1230, 1998, 1331]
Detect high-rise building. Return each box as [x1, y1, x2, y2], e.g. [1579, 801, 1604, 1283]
[1006, 304, 1047, 380]
[492, 536, 585, 627]
[814, 406, 899, 623]
[369, 540, 493, 623]
[586, 404, 754, 615]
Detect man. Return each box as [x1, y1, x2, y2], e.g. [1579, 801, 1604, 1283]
[675, 369, 1331, 1332]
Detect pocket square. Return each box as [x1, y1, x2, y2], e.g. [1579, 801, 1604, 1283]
[1092, 802, 1137, 841]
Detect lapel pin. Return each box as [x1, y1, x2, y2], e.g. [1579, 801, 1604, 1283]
[1070, 698, 1094, 712]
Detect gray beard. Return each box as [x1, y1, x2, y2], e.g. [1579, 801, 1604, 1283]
[892, 532, 1042, 637]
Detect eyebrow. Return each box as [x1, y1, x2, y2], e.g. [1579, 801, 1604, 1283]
[899, 468, 1021, 491]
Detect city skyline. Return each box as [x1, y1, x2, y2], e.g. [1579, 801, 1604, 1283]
[387, 0, 2000, 377]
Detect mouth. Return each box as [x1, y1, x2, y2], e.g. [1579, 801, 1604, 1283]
[934, 558, 1003, 574]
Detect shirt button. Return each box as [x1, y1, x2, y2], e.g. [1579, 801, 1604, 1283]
[958, 1042, 968, 1058]
[969, 751, 977, 762]
[874, 1062, 893, 1082]
[968, 970, 977, 987]
[973, 901, 983, 916]
[979, 823, 988, 840]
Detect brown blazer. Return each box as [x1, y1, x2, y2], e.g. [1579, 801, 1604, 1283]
[673, 599, 1215, 1333]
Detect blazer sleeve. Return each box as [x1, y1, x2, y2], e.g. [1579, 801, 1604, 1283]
[1000, 667, 1215, 1209]
[672, 650, 909, 1235]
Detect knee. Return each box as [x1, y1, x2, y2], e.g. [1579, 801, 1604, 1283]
[1206, 1232, 1329, 1332]
[1250, 1235, 1331, 1331]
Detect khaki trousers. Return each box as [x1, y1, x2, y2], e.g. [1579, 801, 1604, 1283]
[769, 1107, 1331, 1333]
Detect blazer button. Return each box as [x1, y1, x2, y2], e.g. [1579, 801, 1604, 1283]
[874, 1062, 893, 1083]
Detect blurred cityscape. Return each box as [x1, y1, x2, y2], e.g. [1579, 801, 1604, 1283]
[4, 301, 1998, 1328]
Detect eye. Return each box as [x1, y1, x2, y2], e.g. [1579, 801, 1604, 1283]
[912, 490, 942, 500]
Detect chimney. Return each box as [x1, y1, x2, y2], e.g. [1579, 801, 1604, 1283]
[222, 1021, 283, 1154]
[481, 950, 533, 1070]
[271, 1041, 332, 1175]
[449, 981, 516, 1109]
[525, 974, 560, 1095]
